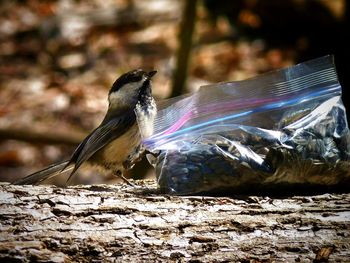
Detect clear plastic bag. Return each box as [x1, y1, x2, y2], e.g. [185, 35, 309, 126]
[137, 55, 350, 195]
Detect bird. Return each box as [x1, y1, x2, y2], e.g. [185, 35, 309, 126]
[13, 69, 157, 185]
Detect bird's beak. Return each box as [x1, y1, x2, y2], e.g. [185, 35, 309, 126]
[147, 70, 157, 79]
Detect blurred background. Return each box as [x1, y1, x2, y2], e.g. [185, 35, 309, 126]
[0, 0, 349, 185]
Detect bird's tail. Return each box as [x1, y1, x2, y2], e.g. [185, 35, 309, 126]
[13, 160, 73, 185]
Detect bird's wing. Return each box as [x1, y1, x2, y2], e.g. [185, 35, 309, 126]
[66, 110, 136, 180]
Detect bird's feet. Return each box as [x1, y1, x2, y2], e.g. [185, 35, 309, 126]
[114, 170, 135, 187]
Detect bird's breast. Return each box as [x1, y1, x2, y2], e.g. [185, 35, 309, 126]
[92, 124, 141, 171]
[135, 97, 157, 138]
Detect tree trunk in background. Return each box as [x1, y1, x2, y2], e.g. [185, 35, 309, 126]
[171, 0, 197, 97]
[0, 181, 349, 262]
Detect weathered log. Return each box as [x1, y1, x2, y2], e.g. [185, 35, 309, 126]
[0, 181, 349, 262]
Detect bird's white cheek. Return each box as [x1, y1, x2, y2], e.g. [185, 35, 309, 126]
[108, 92, 128, 108]
[108, 81, 143, 108]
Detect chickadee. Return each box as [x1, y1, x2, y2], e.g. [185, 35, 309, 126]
[14, 69, 157, 185]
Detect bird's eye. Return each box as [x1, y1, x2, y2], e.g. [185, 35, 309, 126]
[129, 75, 143, 82]
[127, 70, 146, 82]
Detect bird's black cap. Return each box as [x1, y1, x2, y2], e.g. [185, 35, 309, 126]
[109, 69, 156, 94]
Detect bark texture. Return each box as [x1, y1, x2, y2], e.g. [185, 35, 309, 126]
[0, 181, 349, 262]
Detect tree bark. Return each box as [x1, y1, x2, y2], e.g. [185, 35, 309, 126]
[171, 0, 197, 97]
[0, 181, 349, 262]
